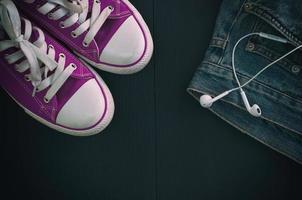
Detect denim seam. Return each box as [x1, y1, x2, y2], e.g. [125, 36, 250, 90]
[210, 107, 302, 165]
[202, 61, 302, 106]
[210, 37, 228, 49]
[187, 87, 302, 138]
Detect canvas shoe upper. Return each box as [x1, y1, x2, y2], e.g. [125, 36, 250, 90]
[0, 0, 114, 136]
[16, 0, 154, 74]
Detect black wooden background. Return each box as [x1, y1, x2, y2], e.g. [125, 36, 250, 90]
[1, 0, 302, 199]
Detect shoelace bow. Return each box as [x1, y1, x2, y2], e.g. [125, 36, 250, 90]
[37, 0, 114, 47]
[0, 0, 76, 103]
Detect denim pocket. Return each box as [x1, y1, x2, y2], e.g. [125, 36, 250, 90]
[246, 18, 302, 77]
[241, 1, 302, 100]
[245, 0, 302, 45]
[244, 1, 302, 73]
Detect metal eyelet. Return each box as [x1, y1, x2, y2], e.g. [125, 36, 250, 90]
[24, 75, 31, 82]
[59, 21, 65, 28]
[47, 12, 53, 19]
[43, 97, 50, 103]
[71, 31, 78, 38]
[59, 53, 65, 58]
[82, 41, 89, 47]
[70, 63, 77, 69]
[108, 5, 114, 11]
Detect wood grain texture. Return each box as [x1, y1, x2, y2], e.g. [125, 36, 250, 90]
[1, 0, 302, 200]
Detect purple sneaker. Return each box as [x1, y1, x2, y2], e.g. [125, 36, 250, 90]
[17, 0, 154, 74]
[0, 0, 114, 136]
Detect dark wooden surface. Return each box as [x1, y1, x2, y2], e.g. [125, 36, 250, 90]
[1, 0, 302, 199]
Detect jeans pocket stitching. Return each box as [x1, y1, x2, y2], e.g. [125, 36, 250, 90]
[244, 2, 302, 46]
[245, 42, 302, 76]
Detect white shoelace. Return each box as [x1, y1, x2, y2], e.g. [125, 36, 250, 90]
[36, 0, 114, 47]
[0, 0, 76, 103]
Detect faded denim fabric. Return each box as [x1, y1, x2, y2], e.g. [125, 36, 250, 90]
[188, 0, 302, 163]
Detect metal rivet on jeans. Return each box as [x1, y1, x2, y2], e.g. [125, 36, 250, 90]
[244, 3, 252, 10]
[291, 65, 301, 74]
[247, 43, 255, 51]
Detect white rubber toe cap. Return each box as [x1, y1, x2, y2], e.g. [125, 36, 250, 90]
[56, 79, 106, 129]
[100, 16, 145, 66]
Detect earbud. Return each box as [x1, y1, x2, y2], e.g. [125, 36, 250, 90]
[249, 104, 262, 117]
[200, 91, 230, 108]
[240, 90, 261, 117]
[199, 95, 213, 108]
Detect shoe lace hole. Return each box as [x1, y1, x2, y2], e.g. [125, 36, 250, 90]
[70, 63, 77, 69]
[44, 97, 50, 103]
[71, 31, 78, 38]
[47, 12, 53, 19]
[59, 22, 65, 28]
[24, 76, 31, 82]
[108, 5, 114, 11]
[82, 41, 89, 47]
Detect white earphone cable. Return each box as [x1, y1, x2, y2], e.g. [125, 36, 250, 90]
[232, 33, 260, 90]
[231, 33, 302, 92]
[199, 32, 302, 115]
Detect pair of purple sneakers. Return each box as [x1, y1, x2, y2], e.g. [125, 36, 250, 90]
[0, 0, 153, 136]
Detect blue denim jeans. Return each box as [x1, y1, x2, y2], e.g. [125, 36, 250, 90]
[188, 0, 302, 163]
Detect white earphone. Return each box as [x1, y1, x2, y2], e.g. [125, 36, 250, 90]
[200, 89, 261, 117]
[200, 91, 230, 108]
[200, 32, 302, 117]
[240, 89, 261, 117]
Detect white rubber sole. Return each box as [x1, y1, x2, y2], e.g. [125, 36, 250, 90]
[76, 0, 154, 75]
[7, 64, 115, 137]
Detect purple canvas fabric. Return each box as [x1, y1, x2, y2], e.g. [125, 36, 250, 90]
[0, 15, 108, 129]
[16, 0, 147, 67]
